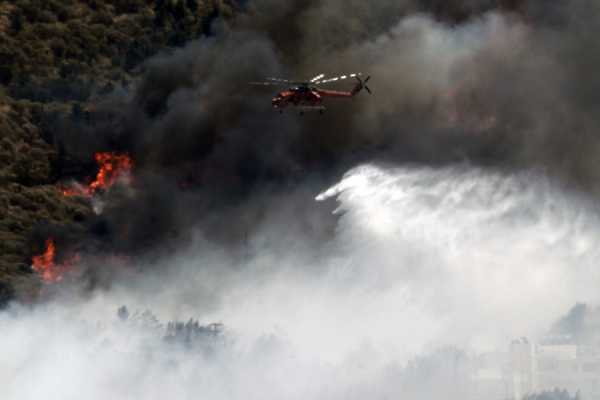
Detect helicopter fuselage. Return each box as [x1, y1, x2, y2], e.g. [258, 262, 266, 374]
[272, 86, 321, 109]
[272, 85, 357, 111]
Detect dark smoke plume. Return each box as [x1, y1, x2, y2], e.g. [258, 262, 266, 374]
[50, 0, 600, 283]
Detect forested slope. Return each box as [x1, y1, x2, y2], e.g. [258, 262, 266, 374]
[0, 0, 236, 304]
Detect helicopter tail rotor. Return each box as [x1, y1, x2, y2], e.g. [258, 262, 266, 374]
[352, 76, 372, 96]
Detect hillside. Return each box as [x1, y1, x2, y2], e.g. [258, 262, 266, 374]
[0, 0, 236, 305]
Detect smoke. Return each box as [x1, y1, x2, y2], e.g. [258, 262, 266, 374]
[5, 163, 600, 399]
[44, 0, 600, 264]
[52, 1, 600, 259]
[10, 1, 600, 398]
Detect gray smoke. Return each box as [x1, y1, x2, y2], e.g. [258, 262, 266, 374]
[56, 2, 600, 250]
[12, 2, 600, 398]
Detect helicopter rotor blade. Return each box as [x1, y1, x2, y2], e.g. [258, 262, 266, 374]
[315, 73, 362, 85]
[249, 82, 288, 86]
[251, 73, 368, 88]
[356, 75, 373, 94]
[266, 77, 309, 85]
[250, 76, 308, 86]
[310, 73, 326, 83]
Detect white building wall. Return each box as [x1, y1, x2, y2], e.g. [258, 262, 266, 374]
[509, 339, 535, 399]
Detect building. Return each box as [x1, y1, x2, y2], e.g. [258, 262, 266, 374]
[509, 338, 536, 399]
[507, 338, 600, 399]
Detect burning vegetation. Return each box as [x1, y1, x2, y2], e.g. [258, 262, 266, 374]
[38, 151, 134, 283]
[62, 152, 134, 198]
[31, 238, 79, 283]
[88, 152, 134, 195]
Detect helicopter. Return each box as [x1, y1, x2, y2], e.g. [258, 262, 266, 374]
[250, 73, 371, 114]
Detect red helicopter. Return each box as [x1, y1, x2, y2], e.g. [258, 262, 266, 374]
[251, 73, 371, 114]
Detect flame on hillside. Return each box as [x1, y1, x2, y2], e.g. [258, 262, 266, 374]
[31, 238, 80, 283]
[61, 152, 134, 197]
[88, 152, 134, 194]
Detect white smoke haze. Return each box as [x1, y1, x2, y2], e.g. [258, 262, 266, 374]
[3, 164, 600, 399]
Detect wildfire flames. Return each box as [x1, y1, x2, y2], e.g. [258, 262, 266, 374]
[51, 153, 133, 279]
[88, 152, 134, 194]
[61, 187, 83, 197]
[62, 152, 134, 197]
[31, 238, 79, 283]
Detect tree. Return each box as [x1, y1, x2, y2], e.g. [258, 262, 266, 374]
[186, 0, 199, 13]
[0, 282, 15, 310]
[11, 11, 24, 33]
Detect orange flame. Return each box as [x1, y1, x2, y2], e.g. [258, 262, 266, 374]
[61, 152, 134, 197]
[88, 152, 134, 195]
[61, 187, 83, 197]
[31, 238, 79, 283]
